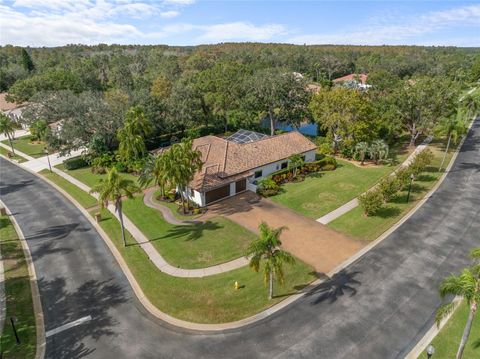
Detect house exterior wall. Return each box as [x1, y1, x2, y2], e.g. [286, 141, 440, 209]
[190, 149, 317, 208]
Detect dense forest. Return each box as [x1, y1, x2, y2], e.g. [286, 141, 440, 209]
[1, 43, 479, 171]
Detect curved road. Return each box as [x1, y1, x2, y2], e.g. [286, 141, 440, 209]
[1, 119, 479, 359]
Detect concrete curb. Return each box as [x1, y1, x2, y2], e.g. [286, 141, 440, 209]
[0, 199, 46, 359]
[0, 123, 467, 332]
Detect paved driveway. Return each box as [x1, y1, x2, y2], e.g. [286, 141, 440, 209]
[205, 192, 364, 273]
[0, 118, 479, 358]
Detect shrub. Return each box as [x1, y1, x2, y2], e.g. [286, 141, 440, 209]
[91, 153, 115, 169]
[378, 176, 401, 202]
[64, 156, 88, 170]
[257, 178, 280, 197]
[395, 167, 413, 188]
[317, 156, 337, 170]
[409, 149, 434, 176]
[358, 189, 384, 216]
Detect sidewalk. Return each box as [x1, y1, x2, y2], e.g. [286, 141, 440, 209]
[50, 168, 249, 278]
[316, 136, 433, 224]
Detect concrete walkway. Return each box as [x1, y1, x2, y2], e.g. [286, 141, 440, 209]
[143, 187, 202, 226]
[48, 168, 249, 278]
[0, 236, 5, 336]
[316, 136, 433, 224]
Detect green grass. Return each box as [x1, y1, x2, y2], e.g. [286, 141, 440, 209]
[0, 216, 36, 358]
[93, 208, 316, 323]
[270, 159, 393, 218]
[0, 145, 28, 162]
[329, 139, 455, 241]
[1, 135, 46, 158]
[55, 163, 138, 188]
[152, 189, 202, 220]
[419, 301, 480, 359]
[122, 195, 255, 269]
[39, 169, 98, 209]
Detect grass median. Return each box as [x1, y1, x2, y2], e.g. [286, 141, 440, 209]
[0, 216, 36, 359]
[0, 146, 28, 163]
[55, 164, 138, 188]
[419, 300, 480, 359]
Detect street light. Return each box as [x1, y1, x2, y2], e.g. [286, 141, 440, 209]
[406, 173, 414, 203]
[426, 344, 435, 358]
[44, 148, 52, 172]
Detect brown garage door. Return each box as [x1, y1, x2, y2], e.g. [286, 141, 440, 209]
[235, 179, 246, 193]
[205, 184, 230, 204]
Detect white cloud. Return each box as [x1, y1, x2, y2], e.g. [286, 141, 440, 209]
[288, 4, 480, 45]
[164, 0, 195, 5]
[160, 10, 180, 18]
[199, 22, 286, 42]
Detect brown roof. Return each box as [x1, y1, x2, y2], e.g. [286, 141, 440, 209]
[191, 131, 316, 191]
[333, 73, 368, 85]
[0, 93, 18, 111]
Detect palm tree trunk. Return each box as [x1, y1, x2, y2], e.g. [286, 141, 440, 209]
[117, 199, 127, 247]
[439, 132, 452, 172]
[7, 132, 15, 156]
[456, 306, 476, 359]
[268, 108, 275, 136]
[269, 271, 273, 300]
[179, 187, 187, 214]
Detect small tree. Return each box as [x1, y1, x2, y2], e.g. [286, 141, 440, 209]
[378, 176, 401, 202]
[0, 113, 18, 156]
[29, 119, 49, 142]
[435, 114, 467, 172]
[257, 178, 280, 197]
[409, 149, 434, 176]
[354, 141, 369, 165]
[358, 189, 384, 216]
[245, 222, 296, 299]
[369, 139, 389, 164]
[288, 154, 304, 179]
[436, 248, 480, 359]
[91, 167, 139, 247]
[395, 167, 413, 189]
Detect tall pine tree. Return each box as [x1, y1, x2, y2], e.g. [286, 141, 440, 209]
[21, 48, 35, 72]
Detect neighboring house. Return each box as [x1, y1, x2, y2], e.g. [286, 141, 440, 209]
[182, 129, 317, 207]
[333, 73, 371, 90]
[0, 93, 27, 128]
[48, 120, 64, 138]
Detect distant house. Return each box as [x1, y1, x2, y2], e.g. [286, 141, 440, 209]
[48, 120, 64, 138]
[182, 130, 317, 207]
[0, 93, 26, 127]
[333, 73, 371, 90]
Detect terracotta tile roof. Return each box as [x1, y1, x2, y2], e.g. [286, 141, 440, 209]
[333, 73, 368, 85]
[191, 131, 316, 191]
[0, 93, 18, 111]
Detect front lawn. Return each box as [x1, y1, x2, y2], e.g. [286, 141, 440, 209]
[0, 216, 36, 359]
[122, 195, 255, 269]
[329, 139, 455, 241]
[93, 208, 316, 323]
[39, 169, 98, 208]
[1, 135, 46, 158]
[55, 163, 138, 188]
[152, 189, 203, 220]
[419, 300, 480, 359]
[270, 159, 392, 219]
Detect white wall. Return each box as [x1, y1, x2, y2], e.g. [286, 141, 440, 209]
[181, 187, 205, 207]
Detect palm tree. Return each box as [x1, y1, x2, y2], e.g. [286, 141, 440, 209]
[435, 114, 467, 171]
[139, 152, 170, 198]
[91, 167, 139, 247]
[162, 139, 203, 214]
[369, 139, 389, 165]
[124, 105, 152, 138]
[117, 106, 152, 162]
[0, 113, 18, 156]
[354, 141, 369, 165]
[436, 248, 480, 359]
[245, 222, 296, 300]
[288, 154, 304, 179]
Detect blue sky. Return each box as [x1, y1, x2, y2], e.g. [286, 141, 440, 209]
[0, 0, 479, 47]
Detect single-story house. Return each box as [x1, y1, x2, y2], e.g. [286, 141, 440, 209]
[0, 93, 26, 127]
[333, 73, 371, 90]
[183, 129, 317, 207]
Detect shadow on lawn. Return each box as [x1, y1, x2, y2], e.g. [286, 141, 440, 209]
[154, 220, 222, 242]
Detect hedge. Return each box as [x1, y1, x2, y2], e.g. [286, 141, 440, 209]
[269, 157, 337, 185]
[63, 156, 88, 170]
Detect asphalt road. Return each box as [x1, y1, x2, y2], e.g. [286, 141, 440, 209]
[0, 119, 479, 359]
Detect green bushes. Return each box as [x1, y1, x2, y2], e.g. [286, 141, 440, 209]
[358, 148, 434, 216]
[269, 157, 337, 186]
[63, 156, 88, 170]
[257, 178, 280, 197]
[358, 189, 384, 216]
